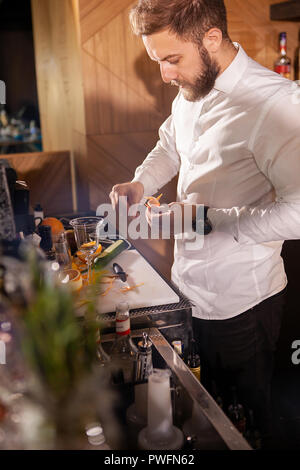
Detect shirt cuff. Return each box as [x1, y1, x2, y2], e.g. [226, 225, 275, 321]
[207, 207, 239, 241]
[131, 173, 159, 199]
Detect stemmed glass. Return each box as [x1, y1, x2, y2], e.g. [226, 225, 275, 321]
[69, 217, 103, 285]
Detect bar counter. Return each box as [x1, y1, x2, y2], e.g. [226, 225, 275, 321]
[0, 236, 252, 450]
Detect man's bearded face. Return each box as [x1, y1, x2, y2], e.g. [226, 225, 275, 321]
[171, 46, 220, 101]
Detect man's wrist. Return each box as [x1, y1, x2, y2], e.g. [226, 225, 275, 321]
[192, 205, 212, 235]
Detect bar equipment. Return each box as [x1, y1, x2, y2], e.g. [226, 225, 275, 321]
[138, 368, 184, 450]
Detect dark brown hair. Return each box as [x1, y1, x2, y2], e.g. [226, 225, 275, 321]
[130, 0, 230, 45]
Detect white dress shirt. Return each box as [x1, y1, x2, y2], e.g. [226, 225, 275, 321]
[132, 44, 300, 320]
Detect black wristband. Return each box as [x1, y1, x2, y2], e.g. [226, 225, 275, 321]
[192, 205, 212, 235]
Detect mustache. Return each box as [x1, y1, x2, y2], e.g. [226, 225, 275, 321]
[171, 79, 189, 88]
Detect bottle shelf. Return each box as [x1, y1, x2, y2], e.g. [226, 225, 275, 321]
[270, 1, 300, 22]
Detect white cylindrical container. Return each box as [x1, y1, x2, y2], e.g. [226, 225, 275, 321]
[138, 369, 184, 450]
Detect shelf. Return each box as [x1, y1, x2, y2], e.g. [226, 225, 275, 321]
[270, 0, 300, 21]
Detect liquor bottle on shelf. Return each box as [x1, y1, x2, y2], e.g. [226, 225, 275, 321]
[227, 386, 246, 435]
[96, 329, 110, 366]
[110, 302, 138, 384]
[274, 32, 291, 79]
[185, 333, 201, 381]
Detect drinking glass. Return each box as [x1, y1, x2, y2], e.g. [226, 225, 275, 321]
[69, 217, 103, 285]
[54, 232, 72, 269]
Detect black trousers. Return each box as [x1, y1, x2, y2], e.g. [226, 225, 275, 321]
[192, 288, 287, 438]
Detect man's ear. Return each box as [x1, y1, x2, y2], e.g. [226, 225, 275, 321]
[202, 28, 223, 54]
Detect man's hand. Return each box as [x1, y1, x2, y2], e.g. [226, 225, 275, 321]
[109, 181, 144, 210]
[146, 202, 197, 238]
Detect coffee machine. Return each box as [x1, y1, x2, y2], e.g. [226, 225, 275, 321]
[0, 159, 35, 238]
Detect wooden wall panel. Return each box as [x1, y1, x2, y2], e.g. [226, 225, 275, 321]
[227, 0, 299, 79]
[31, 0, 89, 211]
[80, 0, 134, 44]
[2, 151, 74, 216]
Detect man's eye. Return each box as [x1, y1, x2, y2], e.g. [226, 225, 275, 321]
[168, 60, 179, 65]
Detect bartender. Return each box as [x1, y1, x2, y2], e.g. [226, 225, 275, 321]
[109, 0, 300, 446]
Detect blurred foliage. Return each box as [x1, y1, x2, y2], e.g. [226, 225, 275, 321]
[16, 247, 100, 404]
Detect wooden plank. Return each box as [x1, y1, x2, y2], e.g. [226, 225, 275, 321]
[93, 6, 170, 116]
[31, 0, 90, 210]
[80, 0, 134, 43]
[71, 130, 90, 211]
[81, 41, 100, 135]
[94, 60, 164, 134]
[89, 132, 158, 172]
[2, 151, 74, 216]
[86, 136, 132, 187]
[79, 0, 104, 20]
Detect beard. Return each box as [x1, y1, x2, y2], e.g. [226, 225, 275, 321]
[171, 46, 220, 102]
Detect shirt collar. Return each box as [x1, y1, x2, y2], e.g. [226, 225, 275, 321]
[214, 43, 249, 94]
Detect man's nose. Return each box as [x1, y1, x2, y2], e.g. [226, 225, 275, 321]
[160, 62, 177, 83]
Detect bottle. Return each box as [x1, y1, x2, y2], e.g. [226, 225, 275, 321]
[227, 386, 246, 435]
[295, 30, 300, 82]
[134, 332, 153, 383]
[211, 379, 224, 410]
[184, 435, 197, 451]
[0, 109, 8, 128]
[96, 329, 110, 366]
[185, 334, 201, 381]
[126, 333, 153, 444]
[244, 409, 261, 450]
[275, 32, 291, 79]
[171, 339, 184, 359]
[110, 302, 138, 384]
[34, 203, 44, 226]
[38, 225, 56, 260]
[29, 120, 38, 140]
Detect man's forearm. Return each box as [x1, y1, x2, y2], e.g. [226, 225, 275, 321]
[208, 200, 300, 245]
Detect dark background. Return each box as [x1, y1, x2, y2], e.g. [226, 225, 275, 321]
[272, 240, 300, 449]
[0, 0, 40, 124]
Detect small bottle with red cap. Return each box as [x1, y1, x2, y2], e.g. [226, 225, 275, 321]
[110, 302, 138, 384]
